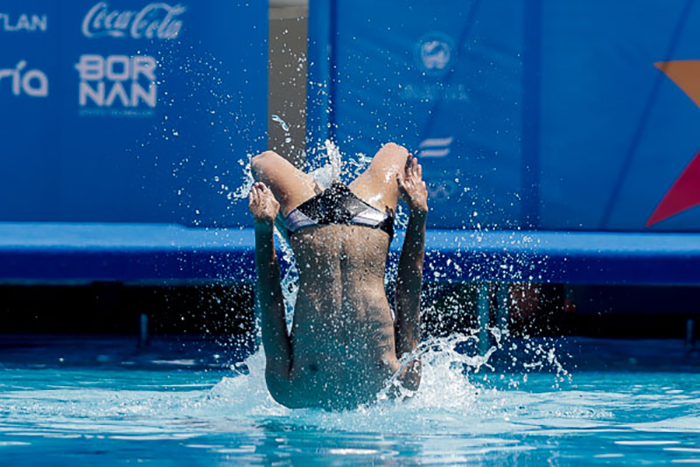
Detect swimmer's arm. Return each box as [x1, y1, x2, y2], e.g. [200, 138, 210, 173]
[395, 156, 428, 390]
[254, 222, 294, 403]
[394, 209, 426, 390]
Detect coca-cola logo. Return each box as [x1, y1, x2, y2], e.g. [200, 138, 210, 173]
[82, 2, 186, 40]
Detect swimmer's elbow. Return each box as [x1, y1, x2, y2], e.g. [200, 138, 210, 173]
[398, 360, 422, 392]
[267, 386, 293, 408]
[265, 370, 304, 409]
[404, 373, 420, 392]
[402, 375, 421, 393]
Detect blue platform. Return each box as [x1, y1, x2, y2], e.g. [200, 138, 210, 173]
[2, 223, 699, 286]
[0, 223, 255, 285]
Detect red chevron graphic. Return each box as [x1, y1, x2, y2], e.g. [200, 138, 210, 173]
[646, 151, 700, 226]
[647, 60, 700, 226]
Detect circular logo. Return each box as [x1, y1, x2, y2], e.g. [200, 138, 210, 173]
[427, 179, 457, 202]
[414, 32, 456, 78]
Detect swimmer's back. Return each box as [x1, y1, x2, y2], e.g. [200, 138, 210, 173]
[286, 224, 399, 409]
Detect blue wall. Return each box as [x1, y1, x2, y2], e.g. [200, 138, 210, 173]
[0, 0, 268, 227]
[308, 0, 700, 231]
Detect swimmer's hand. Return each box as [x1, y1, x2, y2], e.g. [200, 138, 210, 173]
[249, 182, 280, 226]
[397, 156, 428, 215]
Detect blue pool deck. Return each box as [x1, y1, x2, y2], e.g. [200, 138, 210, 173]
[0, 222, 699, 286]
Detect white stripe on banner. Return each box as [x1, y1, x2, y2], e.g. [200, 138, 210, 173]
[419, 136, 454, 148]
[418, 148, 450, 158]
[418, 136, 453, 157]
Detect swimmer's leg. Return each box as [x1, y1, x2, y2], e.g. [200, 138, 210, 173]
[251, 150, 320, 216]
[348, 142, 410, 214]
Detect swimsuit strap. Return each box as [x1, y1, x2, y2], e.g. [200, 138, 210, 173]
[283, 182, 394, 237]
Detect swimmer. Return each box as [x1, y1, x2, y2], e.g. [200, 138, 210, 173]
[249, 143, 427, 410]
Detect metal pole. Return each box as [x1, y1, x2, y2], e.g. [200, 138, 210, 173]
[139, 313, 149, 348]
[477, 283, 491, 355]
[496, 283, 510, 337]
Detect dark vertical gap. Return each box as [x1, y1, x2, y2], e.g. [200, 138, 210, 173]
[327, 0, 338, 145]
[305, 0, 333, 152]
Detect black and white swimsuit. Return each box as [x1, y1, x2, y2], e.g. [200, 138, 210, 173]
[282, 182, 394, 237]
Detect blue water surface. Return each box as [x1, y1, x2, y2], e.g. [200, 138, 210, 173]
[1, 335, 699, 465]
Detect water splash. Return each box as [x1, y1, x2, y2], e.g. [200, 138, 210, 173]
[271, 114, 290, 132]
[274, 227, 299, 330]
[308, 139, 343, 188]
[228, 154, 255, 202]
[207, 325, 571, 423]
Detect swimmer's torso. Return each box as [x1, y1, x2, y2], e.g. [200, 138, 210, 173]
[286, 224, 400, 409]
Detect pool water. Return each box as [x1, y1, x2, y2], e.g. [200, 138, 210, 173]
[1, 335, 699, 465]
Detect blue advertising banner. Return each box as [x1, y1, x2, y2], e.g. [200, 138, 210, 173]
[308, 0, 700, 231]
[0, 0, 268, 227]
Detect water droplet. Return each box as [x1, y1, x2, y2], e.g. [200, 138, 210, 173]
[271, 114, 290, 132]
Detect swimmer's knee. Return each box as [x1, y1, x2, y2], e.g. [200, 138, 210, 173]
[381, 142, 409, 155]
[251, 150, 282, 179]
[376, 143, 410, 167]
